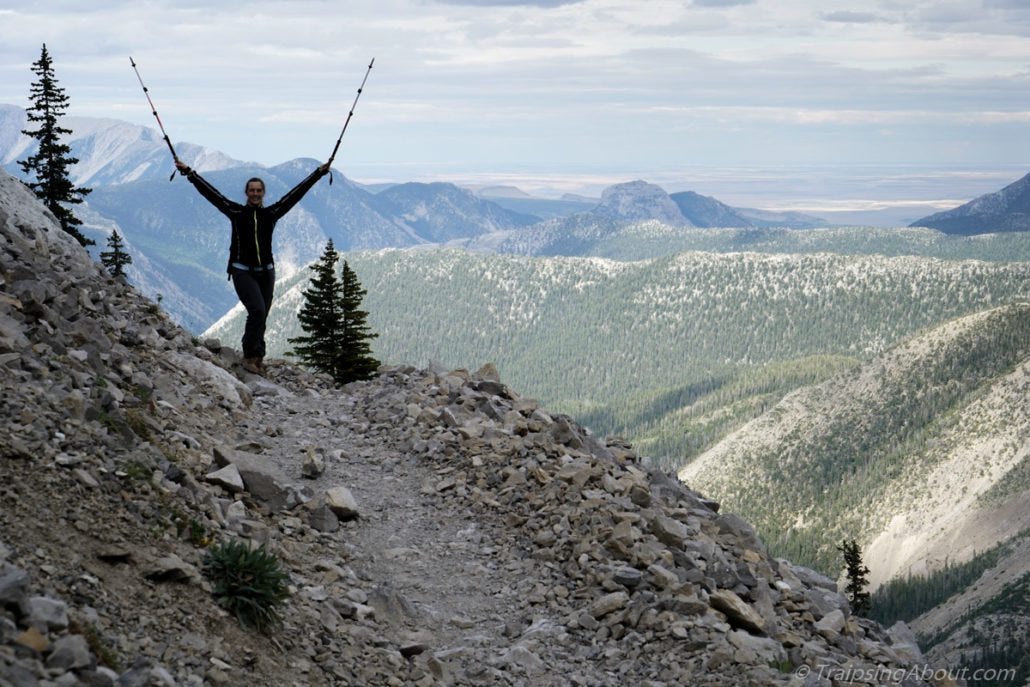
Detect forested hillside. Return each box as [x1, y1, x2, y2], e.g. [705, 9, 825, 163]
[462, 220, 1030, 261]
[679, 303, 1029, 574]
[676, 303, 1029, 684]
[207, 246, 1030, 470]
[575, 223, 1030, 262]
[871, 532, 1030, 684]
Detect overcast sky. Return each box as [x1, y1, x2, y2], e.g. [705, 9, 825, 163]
[1, 0, 1029, 204]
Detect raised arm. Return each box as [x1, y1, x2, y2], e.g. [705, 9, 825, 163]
[175, 161, 238, 215]
[267, 163, 330, 220]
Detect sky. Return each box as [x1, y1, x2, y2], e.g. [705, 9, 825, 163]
[1, 0, 1030, 211]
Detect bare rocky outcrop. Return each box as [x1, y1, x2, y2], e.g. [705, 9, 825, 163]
[0, 167, 955, 686]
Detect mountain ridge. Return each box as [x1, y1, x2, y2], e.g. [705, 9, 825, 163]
[910, 171, 1030, 234]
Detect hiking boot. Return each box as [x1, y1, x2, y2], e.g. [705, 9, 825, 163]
[242, 357, 263, 375]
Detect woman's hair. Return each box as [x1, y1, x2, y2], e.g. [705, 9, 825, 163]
[245, 177, 265, 192]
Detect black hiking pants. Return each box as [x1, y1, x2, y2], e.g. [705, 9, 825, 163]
[231, 267, 275, 359]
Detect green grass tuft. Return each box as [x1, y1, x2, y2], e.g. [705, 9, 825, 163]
[202, 539, 290, 634]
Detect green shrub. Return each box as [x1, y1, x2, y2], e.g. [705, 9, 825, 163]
[202, 539, 290, 633]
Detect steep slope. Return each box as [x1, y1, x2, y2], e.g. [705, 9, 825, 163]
[669, 190, 753, 228]
[910, 171, 1030, 234]
[678, 304, 1030, 681]
[678, 303, 1029, 580]
[0, 168, 945, 685]
[904, 533, 1030, 678]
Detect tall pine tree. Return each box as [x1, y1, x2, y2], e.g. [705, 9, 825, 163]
[99, 230, 132, 277]
[288, 241, 379, 384]
[18, 44, 92, 246]
[838, 538, 871, 615]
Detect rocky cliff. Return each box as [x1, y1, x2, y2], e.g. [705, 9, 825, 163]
[0, 168, 951, 686]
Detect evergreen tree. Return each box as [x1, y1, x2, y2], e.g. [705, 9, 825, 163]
[338, 259, 380, 382]
[18, 44, 92, 246]
[99, 230, 132, 277]
[288, 241, 379, 384]
[289, 240, 344, 378]
[838, 538, 871, 615]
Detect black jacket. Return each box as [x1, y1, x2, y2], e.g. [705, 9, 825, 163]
[186, 167, 327, 272]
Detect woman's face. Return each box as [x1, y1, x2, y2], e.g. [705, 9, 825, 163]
[245, 180, 265, 206]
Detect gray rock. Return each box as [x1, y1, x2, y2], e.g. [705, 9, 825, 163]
[496, 645, 545, 676]
[238, 463, 302, 511]
[590, 591, 629, 618]
[650, 514, 689, 549]
[46, 634, 94, 671]
[143, 554, 199, 583]
[301, 447, 326, 478]
[325, 486, 360, 520]
[709, 590, 766, 634]
[203, 464, 245, 493]
[307, 503, 340, 533]
[0, 661, 42, 687]
[887, 621, 924, 663]
[0, 567, 30, 609]
[791, 564, 838, 592]
[613, 566, 643, 588]
[26, 595, 68, 631]
[814, 609, 845, 635]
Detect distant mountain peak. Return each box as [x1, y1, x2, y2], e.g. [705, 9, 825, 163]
[1, 103, 242, 185]
[593, 180, 692, 226]
[910, 171, 1030, 235]
[476, 185, 531, 199]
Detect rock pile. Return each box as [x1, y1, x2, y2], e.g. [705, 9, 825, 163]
[0, 168, 952, 686]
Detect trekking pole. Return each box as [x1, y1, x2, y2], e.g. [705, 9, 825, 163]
[326, 57, 374, 185]
[129, 56, 180, 181]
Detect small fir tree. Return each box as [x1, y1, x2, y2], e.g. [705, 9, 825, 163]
[338, 259, 380, 382]
[838, 538, 871, 615]
[99, 230, 132, 277]
[289, 240, 345, 377]
[288, 241, 379, 384]
[18, 44, 93, 246]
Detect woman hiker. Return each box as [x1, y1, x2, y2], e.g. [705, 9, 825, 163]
[175, 159, 330, 374]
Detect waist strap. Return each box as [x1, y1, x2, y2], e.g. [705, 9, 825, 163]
[231, 262, 275, 272]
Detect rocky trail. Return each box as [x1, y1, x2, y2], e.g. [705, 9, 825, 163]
[236, 363, 529, 681]
[0, 167, 952, 686]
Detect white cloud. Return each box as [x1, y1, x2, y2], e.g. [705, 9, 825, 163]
[642, 105, 1030, 126]
[820, 10, 889, 24]
[0, 0, 1027, 175]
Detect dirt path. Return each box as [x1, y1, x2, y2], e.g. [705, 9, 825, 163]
[240, 368, 529, 683]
